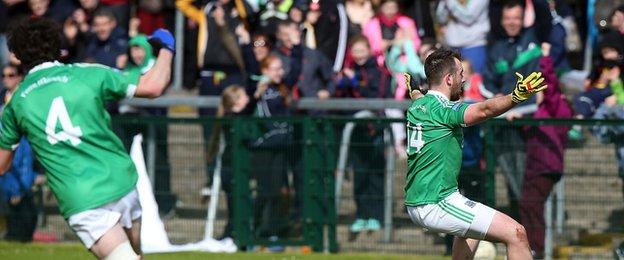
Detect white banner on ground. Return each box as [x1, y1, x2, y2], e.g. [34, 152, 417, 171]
[130, 134, 237, 254]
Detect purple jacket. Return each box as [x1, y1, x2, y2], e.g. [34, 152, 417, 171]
[525, 56, 573, 177]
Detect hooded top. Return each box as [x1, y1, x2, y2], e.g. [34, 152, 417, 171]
[123, 34, 155, 84]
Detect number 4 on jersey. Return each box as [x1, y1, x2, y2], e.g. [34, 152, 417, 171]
[409, 123, 425, 153]
[46, 97, 83, 146]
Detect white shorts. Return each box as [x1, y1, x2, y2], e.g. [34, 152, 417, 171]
[67, 189, 142, 248]
[407, 192, 496, 239]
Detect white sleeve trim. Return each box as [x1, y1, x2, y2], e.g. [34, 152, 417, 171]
[126, 84, 137, 98]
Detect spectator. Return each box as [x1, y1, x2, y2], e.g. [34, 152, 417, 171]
[0, 0, 29, 67]
[27, 0, 72, 23]
[0, 63, 43, 243]
[77, 0, 101, 21]
[402, 0, 435, 39]
[591, 90, 624, 203]
[461, 60, 486, 102]
[61, 14, 89, 63]
[258, 0, 292, 38]
[385, 28, 425, 155]
[436, 0, 490, 74]
[304, 0, 348, 73]
[287, 3, 304, 24]
[601, 5, 624, 47]
[135, 0, 168, 35]
[177, 0, 254, 192]
[100, 0, 129, 32]
[250, 53, 301, 239]
[336, 35, 388, 233]
[573, 33, 623, 119]
[483, 0, 542, 220]
[386, 28, 425, 100]
[1, 63, 22, 105]
[176, 0, 254, 103]
[0, 138, 42, 242]
[362, 0, 420, 67]
[484, 0, 541, 100]
[345, 0, 374, 37]
[84, 9, 128, 68]
[417, 38, 440, 65]
[274, 20, 333, 107]
[520, 43, 573, 259]
[206, 85, 257, 240]
[236, 25, 272, 94]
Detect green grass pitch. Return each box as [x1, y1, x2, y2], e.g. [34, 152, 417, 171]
[0, 242, 452, 260]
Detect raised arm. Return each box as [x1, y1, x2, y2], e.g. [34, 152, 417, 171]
[134, 29, 175, 98]
[175, 0, 205, 23]
[464, 71, 546, 126]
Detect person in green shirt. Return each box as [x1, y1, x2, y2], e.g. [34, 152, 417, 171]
[0, 17, 174, 259]
[404, 48, 546, 260]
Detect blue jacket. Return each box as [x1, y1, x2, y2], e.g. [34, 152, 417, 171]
[484, 27, 541, 108]
[0, 138, 38, 202]
[85, 27, 129, 68]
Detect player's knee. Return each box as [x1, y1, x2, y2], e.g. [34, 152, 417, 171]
[508, 224, 529, 246]
[103, 241, 139, 260]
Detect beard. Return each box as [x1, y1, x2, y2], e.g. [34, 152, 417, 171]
[449, 81, 463, 101]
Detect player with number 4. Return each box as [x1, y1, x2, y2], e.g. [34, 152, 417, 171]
[0, 17, 174, 259]
[404, 49, 545, 260]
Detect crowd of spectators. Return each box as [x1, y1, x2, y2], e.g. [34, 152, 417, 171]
[1, 0, 624, 257]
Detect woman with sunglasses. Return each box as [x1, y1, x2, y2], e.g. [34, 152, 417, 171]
[0, 62, 45, 243]
[1, 63, 23, 104]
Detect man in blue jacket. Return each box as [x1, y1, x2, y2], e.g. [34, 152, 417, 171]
[0, 138, 42, 242]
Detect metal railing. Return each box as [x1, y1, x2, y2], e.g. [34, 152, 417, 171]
[31, 112, 624, 257]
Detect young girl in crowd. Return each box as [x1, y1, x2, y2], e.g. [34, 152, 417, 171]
[384, 28, 425, 154]
[336, 35, 388, 233]
[251, 53, 301, 239]
[362, 0, 420, 67]
[206, 85, 256, 240]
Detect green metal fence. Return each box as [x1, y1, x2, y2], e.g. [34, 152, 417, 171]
[26, 115, 624, 257]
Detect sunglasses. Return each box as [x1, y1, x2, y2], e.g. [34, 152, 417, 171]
[253, 40, 267, 48]
[2, 73, 17, 78]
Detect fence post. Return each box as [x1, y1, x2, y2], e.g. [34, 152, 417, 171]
[231, 118, 252, 249]
[302, 117, 324, 252]
[172, 10, 184, 91]
[484, 122, 497, 207]
[147, 123, 156, 186]
[383, 127, 394, 243]
[545, 191, 553, 260]
[322, 121, 339, 253]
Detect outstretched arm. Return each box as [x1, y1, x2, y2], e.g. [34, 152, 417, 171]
[464, 71, 547, 126]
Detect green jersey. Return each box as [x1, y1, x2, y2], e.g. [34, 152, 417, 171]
[404, 90, 469, 207]
[0, 61, 138, 218]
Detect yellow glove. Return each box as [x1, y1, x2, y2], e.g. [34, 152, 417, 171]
[405, 73, 425, 99]
[511, 71, 547, 103]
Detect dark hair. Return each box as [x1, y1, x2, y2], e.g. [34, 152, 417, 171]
[8, 17, 62, 72]
[93, 8, 117, 22]
[348, 34, 370, 49]
[503, 0, 524, 10]
[252, 33, 272, 48]
[277, 19, 296, 30]
[424, 48, 462, 86]
[617, 4, 624, 14]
